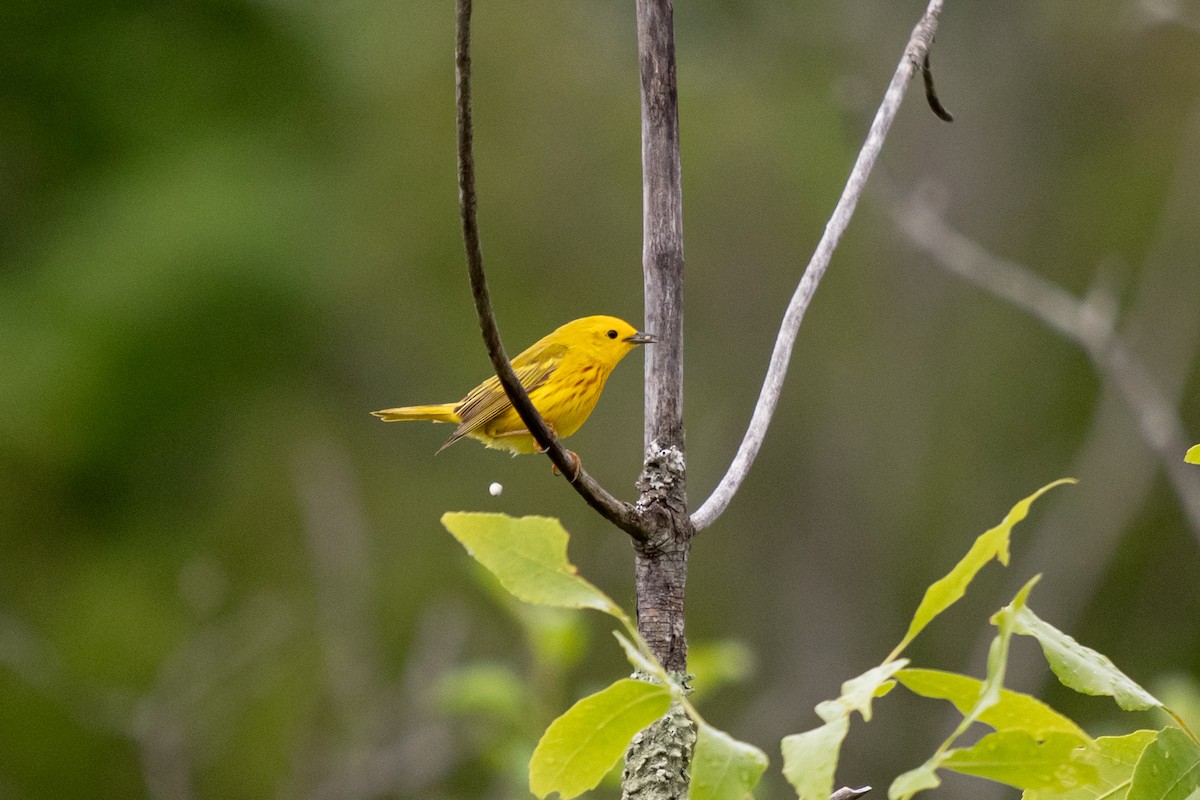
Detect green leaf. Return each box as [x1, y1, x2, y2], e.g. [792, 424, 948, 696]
[613, 629, 666, 681]
[1012, 606, 1161, 711]
[529, 678, 671, 799]
[889, 578, 1039, 800]
[896, 668, 1088, 739]
[688, 640, 756, 701]
[1186, 444, 1200, 465]
[1128, 728, 1200, 800]
[889, 764, 942, 799]
[816, 660, 910, 723]
[783, 660, 907, 798]
[435, 663, 529, 722]
[942, 731, 1098, 791]
[974, 576, 1040, 719]
[893, 479, 1074, 656]
[442, 513, 619, 615]
[474, 565, 591, 669]
[690, 723, 769, 800]
[781, 716, 850, 800]
[1154, 675, 1200, 736]
[1024, 730, 1157, 800]
[520, 605, 589, 670]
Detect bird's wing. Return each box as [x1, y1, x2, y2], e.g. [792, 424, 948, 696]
[447, 341, 569, 442]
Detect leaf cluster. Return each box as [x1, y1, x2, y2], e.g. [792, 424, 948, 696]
[442, 474, 1200, 800]
[783, 478, 1200, 800]
[442, 512, 767, 800]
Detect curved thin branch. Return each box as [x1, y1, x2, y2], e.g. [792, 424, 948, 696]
[454, 0, 646, 540]
[690, 0, 948, 532]
[887, 187, 1200, 543]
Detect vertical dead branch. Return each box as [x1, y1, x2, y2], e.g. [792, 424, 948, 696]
[633, 0, 693, 675]
[625, 3, 696, 798]
[638, 0, 686, 458]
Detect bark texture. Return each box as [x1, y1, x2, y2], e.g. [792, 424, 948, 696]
[621, 699, 695, 800]
[627, 1, 695, 797]
[638, 0, 685, 454]
[635, 444, 691, 672]
[634, 0, 689, 672]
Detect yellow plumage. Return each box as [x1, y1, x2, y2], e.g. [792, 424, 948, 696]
[373, 315, 654, 454]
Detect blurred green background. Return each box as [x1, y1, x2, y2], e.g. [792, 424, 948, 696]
[3, 0, 1200, 797]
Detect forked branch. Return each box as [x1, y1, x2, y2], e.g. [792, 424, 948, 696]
[691, 0, 949, 532]
[888, 187, 1200, 543]
[454, 0, 646, 540]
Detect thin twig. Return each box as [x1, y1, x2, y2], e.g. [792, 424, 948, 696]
[454, 0, 646, 540]
[887, 187, 1200, 543]
[831, 788, 872, 800]
[690, 0, 948, 532]
[922, 53, 955, 122]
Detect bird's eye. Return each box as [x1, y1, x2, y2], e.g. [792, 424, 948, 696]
[606, 329, 618, 339]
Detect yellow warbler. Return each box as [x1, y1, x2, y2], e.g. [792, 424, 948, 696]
[373, 315, 654, 454]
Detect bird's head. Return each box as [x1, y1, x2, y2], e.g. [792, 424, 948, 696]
[556, 315, 656, 366]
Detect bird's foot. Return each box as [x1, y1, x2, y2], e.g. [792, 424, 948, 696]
[551, 450, 583, 483]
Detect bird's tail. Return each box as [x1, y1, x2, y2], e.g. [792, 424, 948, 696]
[371, 404, 459, 423]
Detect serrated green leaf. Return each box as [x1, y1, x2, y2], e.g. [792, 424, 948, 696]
[896, 668, 1088, 739]
[1186, 445, 1200, 465]
[442, 513, 619, 614]
[781, 716, 850, 800]
[690, 723, 769, 800]
[1128, 728, 1200, 800]
[942, 731, 1099, 791]
[889, 764, 942, 800]
[1023, 730, 1158, 800]
[817, 660, 910, 723]
[1012, 606, 1161, 711]
[529, 678, 671, 799]
[893, 479, 1074, 656]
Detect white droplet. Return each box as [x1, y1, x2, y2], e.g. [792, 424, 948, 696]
[489, 482, 503, 496]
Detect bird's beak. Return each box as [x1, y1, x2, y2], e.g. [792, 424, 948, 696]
[624, 331, 656, 345]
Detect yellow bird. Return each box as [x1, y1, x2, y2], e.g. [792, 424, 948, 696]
[373, 315, 654, 454]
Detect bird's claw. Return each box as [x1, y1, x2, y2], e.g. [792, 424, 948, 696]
[552, 450, 583, 483]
